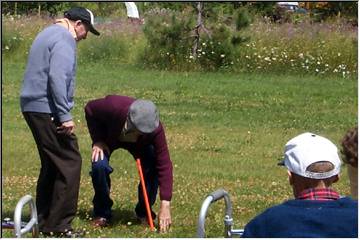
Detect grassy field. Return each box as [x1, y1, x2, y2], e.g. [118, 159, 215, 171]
[2, 56, 357, 237]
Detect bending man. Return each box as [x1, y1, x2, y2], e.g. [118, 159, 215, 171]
[84, 95, 173, 233]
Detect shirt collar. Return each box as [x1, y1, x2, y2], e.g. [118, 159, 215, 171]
[54, 18, 77, 39]
[296, 188, 340, 201]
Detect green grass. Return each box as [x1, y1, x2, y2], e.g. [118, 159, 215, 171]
[2, 57, 357, 237]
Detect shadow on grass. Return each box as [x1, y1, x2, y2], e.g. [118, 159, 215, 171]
[2, 210, 15, 220]
[78, 208, 143, 226]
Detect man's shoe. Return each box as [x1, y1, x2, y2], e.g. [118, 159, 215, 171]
[91, 217, 109, 227]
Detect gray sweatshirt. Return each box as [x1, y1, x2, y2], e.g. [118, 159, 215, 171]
[20, 24, 76, 122]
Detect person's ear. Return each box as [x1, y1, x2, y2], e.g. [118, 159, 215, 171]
[74, 20, 82, 27]
[287, 170, 293, 185]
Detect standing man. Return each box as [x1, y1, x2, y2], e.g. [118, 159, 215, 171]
[242, 132, 358, 238]
[20, 7, 100, 237]
[84, 95, 173, 233]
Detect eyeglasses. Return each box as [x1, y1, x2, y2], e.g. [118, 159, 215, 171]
[123, 116, 139, 135]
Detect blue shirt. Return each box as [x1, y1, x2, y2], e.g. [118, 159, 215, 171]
[20, 24, 77, 122]
[242, 197, 358, 238]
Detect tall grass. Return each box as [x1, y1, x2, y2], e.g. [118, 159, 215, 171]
[234, 19, 357, 77]
[2, 14, 357, 76]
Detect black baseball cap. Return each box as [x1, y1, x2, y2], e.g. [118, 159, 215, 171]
[64, 7, 100, 36]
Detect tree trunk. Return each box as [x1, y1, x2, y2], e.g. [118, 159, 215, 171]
[192, 2, 202, 59]
[192, 2, 211, 59]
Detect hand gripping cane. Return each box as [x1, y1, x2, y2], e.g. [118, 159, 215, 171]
[136, 158, 155, 231]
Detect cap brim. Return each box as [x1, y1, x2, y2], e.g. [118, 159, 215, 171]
[89, 25, 100, 36]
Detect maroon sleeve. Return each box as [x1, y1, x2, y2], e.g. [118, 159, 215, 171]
[152, 124, 173, 201]
[84, 97, 114, 144]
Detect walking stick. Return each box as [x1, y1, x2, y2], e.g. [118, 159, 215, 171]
[136, 158, 155, 231]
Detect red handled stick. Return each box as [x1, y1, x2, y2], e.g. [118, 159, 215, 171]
[136, 158, 155, 231]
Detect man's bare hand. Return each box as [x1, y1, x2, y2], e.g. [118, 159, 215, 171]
[158, 200, 171, 233]
[57, 120, 75, 135]
[92, 142, 109, 162]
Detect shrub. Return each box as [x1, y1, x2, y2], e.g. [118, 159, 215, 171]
[194, 25, 235, 71]
[141, 8, 195, 70]
[235, 7, 252, 30]
[140, 6, 253, 71]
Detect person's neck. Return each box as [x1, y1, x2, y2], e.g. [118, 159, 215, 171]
[54, 18, 77, 39]
[293, 182, 329, 197]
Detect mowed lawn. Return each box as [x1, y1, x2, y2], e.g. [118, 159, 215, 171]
[2, 59, 357, 237]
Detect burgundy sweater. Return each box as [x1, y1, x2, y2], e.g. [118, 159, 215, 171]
[84, 95, 173, 201]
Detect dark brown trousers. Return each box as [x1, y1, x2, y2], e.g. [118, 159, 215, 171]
[23, 112, 82, 233]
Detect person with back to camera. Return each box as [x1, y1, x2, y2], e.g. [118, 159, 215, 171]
[341, 126, 358, 199]
[84, 95, 173, 233]
[19, 6, 100, 237]
[242, 132, 358, 238]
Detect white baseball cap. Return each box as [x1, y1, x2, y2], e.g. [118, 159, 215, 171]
[280, 132, 341, 179]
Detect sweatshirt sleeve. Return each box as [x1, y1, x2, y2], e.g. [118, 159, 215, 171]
[48, 34, 76, 122]
[84, 97, 114, 145]
[152, 124, 173, 201]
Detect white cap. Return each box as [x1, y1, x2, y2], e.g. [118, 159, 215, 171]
[281, 132, 341, 179]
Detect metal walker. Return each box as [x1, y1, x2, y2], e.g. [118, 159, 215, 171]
[197, 188, 244, 238]
[2, 195, 39, 238]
